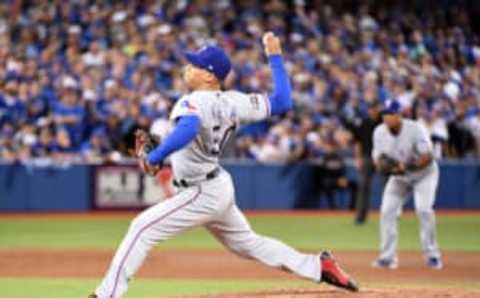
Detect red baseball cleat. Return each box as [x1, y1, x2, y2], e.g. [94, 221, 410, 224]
[320, 251, 359, 292]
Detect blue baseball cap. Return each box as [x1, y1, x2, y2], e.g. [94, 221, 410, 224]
[183, 46, 231, 81]
[382, 99, 401, 114]
[91, 127, 107, 138]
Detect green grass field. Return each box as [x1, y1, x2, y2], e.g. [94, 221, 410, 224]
[1, 212, 479, 251]
[1, 278, 316, 298]
[1, 212, 479, 298]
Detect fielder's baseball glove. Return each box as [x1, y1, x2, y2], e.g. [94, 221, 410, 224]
[134, 129, 161, 176]
[377, 154, 405, 175]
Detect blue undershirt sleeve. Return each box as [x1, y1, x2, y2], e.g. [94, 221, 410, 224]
[146, 115, 200, 165]
[268, 55, 293, 115]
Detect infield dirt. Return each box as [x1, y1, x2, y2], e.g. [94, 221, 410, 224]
[1, 249, 479, 297]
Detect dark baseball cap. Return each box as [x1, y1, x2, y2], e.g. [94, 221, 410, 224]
[183, 46, 231, 81]
[382, 99, 401, 114]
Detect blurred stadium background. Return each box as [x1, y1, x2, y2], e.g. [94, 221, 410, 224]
[0, 0, 479, 297]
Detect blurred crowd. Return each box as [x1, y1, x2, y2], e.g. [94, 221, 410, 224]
[0, 0, 479, 164]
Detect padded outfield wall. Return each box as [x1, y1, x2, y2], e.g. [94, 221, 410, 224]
[0, 160, 479, 211]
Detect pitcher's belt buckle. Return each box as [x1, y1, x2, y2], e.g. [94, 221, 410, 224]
[173, 167, 220, 187]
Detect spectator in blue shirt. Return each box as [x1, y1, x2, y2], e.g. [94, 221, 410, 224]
[53, 80, 85, 147]
[1, 79, 27, 125]
[80, 127, 112, 162]
[31, 127, 58, 157]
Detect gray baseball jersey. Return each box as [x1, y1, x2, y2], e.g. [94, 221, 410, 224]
[94, 89, 321, 298]
[372, 119, 437, 177]
[169, 90, 270, 181]
[372, 119, 441, 264]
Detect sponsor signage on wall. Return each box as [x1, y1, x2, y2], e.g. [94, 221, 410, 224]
[94, 165, 174, 208]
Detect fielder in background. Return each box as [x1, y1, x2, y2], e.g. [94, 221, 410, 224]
[371, 100, 442, 270]
[89, 32, 358, 298]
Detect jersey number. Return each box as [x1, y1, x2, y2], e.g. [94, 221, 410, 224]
[210, 124, 236, 156]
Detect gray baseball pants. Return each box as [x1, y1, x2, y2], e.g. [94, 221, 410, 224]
[95, 169, 321, 298]
[379, 164, 441, 262]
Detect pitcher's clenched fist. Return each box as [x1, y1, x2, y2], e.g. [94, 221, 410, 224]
[262, 32, 282, 56]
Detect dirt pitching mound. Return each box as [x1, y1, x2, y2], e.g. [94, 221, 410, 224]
[188, 287, 480, 298]
[1, 249, 479, 297]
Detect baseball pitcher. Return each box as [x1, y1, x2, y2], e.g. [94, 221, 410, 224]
[89, 32, 358, 298]
[372, 100, 442, 270]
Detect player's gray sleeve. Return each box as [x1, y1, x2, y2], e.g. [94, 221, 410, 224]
[228, 91, 270, 123]
[414, 124, 434, 155]
[169, 95, 201, 122]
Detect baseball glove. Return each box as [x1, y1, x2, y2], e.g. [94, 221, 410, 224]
[377, 154, 405, 175]
[134, 129, 161, 176]
[405, 160, 419, 172]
